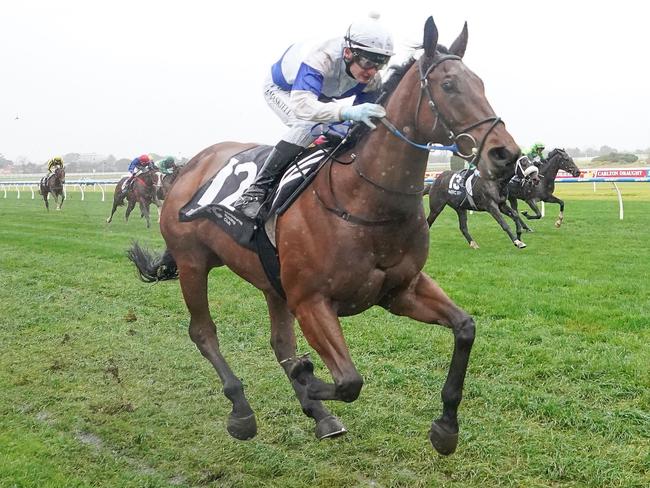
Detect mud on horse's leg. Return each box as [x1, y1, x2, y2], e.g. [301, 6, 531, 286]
[386, 272, 475, 455]
[265, 293, 346, 439]
[178, 258, 257, 440]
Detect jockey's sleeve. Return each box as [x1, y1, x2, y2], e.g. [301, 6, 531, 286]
[290, 62, 343, 123]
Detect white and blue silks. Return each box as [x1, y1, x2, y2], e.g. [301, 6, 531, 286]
[263, 37, 382, 147]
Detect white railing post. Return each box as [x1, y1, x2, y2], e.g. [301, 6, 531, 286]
[612, 182, 624, 220]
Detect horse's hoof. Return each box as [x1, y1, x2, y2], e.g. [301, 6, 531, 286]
[428, 421, 458, 456]
[226, 412, 257, 440]
[469, 241, 479, 249]
[524, 227, 534, 233]
[514, 239, 527, 249]
[554, 221, 562, 228]
[315, 415, 347, 440]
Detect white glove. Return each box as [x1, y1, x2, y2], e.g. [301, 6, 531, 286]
[340, 103, 386, 129]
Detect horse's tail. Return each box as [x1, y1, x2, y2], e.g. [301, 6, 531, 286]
[127, 242, 178, 282]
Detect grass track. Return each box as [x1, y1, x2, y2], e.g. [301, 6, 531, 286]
[1, 186, 648, 487]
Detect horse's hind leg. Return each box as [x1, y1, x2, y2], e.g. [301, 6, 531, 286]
[42, 190, 50, 211]
[139, 202, 151, 228]
[178, 255, 257, 440]
[265, 293, 346, 439]
[385, 272, 475, 456]
[124, 200, 137, 222]
[455, 208, 478, 249]
[106, 196, 120, 223]
[427, 193, 447, 227]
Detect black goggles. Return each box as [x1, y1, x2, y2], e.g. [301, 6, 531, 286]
[352, 50, 389, 70]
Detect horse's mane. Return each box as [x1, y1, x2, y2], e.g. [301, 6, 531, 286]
[340, 46, 451, 150]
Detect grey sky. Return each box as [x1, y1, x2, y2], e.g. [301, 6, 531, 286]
[2, 0, 648, 163]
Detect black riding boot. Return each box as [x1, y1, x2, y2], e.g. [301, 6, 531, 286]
[233, 141, 303, 218]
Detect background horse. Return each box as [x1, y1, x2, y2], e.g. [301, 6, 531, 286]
[427, 158, 539, 249]
[128, 17, 522, 455]
[507, 148, 581, 228]
[39, 166, 66, 211]
[156, 166, 180, 201]
[106, 168, 161, 228]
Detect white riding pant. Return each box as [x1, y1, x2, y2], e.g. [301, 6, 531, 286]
[263, 76, 316, 148]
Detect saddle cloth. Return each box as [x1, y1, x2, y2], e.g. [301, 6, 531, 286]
[178, 144, 330, 297]
[447, 169, 480, 210]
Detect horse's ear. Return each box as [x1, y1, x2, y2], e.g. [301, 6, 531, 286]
[423, 16, 439, 58]
[449, 22, 468, 58]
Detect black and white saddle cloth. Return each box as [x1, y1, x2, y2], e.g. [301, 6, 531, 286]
[447, 169, 480, 210]
[178, 144, 329, 296]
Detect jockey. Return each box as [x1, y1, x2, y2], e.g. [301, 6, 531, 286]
[233, 13, 394, 218]
[128, 154, 153, 176]
[122, 154, 153, 196]
[154, 156, 176, 175]
[47, 156, 64, 173]
[527, 142, 545, 164]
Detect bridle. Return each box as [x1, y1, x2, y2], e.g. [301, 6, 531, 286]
[417, 54, 503, 162]
[316, 54, 508, 225]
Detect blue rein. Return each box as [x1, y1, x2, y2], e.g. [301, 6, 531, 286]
[379, 117, 458, 152]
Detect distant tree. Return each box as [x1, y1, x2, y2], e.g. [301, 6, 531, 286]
[598, 145, 617, 156]
[63, 152, 81, 163]
[592, 152, 638, 163]
[0, 153, 13, 166]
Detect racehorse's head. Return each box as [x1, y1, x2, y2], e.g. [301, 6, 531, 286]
[550, 148, 581, 177]
[55, 166, 65, 183]
[414, 17, 521, 181]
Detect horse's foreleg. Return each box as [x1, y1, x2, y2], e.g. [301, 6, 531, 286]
[385, 272, 475, 456]
[499, 203, 524, 241]
[55, 192, 64, 210]
[544, 195, 565, 227]
[42, 191, 50, 211]
[266, 293, 346, 439]
[178, 257, 257, 440]
[486, 203, 526, 248]
[293, 297, 363, 403]
[455, 208, 478, 249]
[522, 200, 542, 220]
[509, 197, 533, 232]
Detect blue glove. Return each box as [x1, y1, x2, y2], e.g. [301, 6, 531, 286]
[340, 103, 386, 129]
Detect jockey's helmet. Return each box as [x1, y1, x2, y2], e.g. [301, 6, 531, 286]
[139, 154, 151, 163]
[345, 13, 394, 68]
[52, 156, 62, 163]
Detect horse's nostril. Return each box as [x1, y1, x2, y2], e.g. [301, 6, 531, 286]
[488, 146, 517, 165]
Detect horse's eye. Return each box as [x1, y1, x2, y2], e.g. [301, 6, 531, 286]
[441, 81, 453, 92]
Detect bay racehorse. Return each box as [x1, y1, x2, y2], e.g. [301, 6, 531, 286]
[507, 148, 580, 228]
[39, 166, 66, 211]
[427, 157, 539, 249]
[127, 17, 523, 455]
[106, 168, 161, 228]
